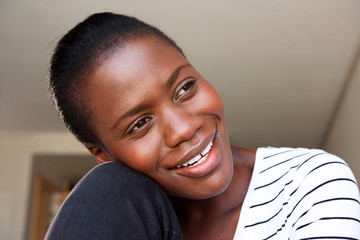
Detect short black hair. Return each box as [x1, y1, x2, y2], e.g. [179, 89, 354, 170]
[48, 12, 184, 144]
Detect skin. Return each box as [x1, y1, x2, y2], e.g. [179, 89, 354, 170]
[84, 36, 256, 239]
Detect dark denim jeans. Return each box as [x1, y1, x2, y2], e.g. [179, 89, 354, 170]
[45, 161, 183, 240]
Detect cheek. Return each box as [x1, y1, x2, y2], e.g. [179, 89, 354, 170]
[197, 81, 224, 117]
[111, 135, 161, 175]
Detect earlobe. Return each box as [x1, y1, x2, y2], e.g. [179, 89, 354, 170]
[85, 143, 112, 164]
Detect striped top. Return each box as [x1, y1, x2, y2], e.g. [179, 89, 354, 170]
[233, 147, 360, 240]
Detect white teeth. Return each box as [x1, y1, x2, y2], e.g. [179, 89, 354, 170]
[176, 141, 213, 169]
[201, 141, 213, 156]
[188, 155, 201, 165]
[194, 153, 209, 167]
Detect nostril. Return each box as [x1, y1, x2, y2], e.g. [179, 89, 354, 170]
[164, 114, 203, 148]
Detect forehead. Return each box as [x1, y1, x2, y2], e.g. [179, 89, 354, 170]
[92, 37, 187, 89]
[85, 37, 189, 127]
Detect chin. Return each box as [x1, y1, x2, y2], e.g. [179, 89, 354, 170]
[205, 171, 233, 199]
[184, 165, 234, 200]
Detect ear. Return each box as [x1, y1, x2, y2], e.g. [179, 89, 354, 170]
[85, 142, 112, 164]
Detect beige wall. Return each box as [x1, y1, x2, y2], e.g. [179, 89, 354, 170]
[0, 132, 87, 240]
[324, 55, 360, 183]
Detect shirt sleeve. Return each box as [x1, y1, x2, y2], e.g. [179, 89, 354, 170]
[288, 152, 360, 239]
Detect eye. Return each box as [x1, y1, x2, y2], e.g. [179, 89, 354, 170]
[127, 116, 152, 135]
[175, 79, 196, 100]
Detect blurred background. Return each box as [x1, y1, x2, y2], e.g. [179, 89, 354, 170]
[0, 0, 359, 239]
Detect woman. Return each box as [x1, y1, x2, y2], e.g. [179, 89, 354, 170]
[45, 12, 360, 239]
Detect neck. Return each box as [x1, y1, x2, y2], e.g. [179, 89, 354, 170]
[170, 147, 256, 237]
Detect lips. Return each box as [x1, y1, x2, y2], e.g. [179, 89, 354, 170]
[171, 136, 220, 178]
[176, 141, 213, 168]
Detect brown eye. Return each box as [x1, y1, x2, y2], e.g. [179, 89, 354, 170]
[176, 80, 195, 100]
[128, 116, 152, 135]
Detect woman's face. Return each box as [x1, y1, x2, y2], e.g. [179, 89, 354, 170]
[86, 37, 233, 199]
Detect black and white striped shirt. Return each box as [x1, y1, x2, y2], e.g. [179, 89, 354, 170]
[234, 147, 360, 239]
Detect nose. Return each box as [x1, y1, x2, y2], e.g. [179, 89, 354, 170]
[163, 106, 202, 148]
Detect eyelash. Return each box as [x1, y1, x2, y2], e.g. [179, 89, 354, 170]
[127, 116, 152, 135]
[175, 79, 196, 100]
[126, 79, 197, 136]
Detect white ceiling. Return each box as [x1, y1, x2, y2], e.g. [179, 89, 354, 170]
[1, 0, 359, 148]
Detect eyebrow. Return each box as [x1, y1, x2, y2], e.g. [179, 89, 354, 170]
[111, 63, 191, 130]
[165, 63, 191, 89]
[112, 104, 149, 130]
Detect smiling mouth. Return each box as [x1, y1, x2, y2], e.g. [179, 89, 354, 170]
[176, 141, 213, 168]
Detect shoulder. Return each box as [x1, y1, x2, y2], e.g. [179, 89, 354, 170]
[255, 147, 355, 180]
[239, 147, 360, 239]
[254, 147, 359, 203]
[254, 147, 360, 238]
